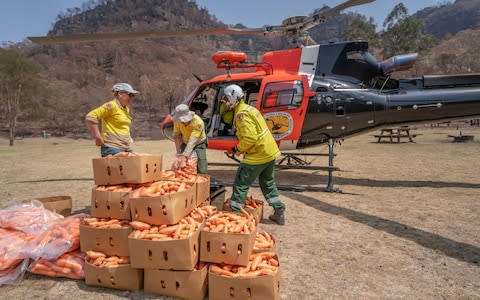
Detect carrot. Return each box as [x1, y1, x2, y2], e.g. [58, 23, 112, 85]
[129, 220, 151, 230]
[56, 258, 82, 273]
[31, 268, 57, 277]
[210, 265, 235, 277]
[86, 250, 106, 259]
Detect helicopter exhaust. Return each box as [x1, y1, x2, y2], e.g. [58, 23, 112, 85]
[379, 53, 418, 75]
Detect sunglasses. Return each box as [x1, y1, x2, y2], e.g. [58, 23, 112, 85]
[120, 92, 136, 97]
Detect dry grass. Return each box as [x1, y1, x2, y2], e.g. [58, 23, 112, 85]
[1, 127, 479, 299]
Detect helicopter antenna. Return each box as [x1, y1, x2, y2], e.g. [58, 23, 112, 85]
[192, 73, 203, 82]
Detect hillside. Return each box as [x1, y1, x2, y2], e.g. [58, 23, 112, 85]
[7, 0, 480, 139]
[414, 0, 480, 39]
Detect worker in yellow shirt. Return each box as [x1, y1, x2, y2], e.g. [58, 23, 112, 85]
[222, 84, 286, 225]
[219, 100, 234, 134]
[172, 104, 208, 174]
[85, 83, 139, 157]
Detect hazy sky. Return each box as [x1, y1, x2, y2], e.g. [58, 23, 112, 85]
[0, 0, 446, 43]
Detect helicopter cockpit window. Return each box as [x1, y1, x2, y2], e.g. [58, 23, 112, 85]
[262, 81, 303, 109]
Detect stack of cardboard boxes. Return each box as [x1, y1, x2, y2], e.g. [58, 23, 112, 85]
[81, 154, 163, 291]
[80, 154, 280, 299]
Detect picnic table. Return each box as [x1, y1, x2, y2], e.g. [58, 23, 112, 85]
[373, 126, 419, 143]
[447, 132, 474, 142]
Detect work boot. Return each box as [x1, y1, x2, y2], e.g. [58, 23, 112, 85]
[269, 208, 285, 225]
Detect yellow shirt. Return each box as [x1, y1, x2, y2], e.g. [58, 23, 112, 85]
[85, 99, 132, 150]
[219, 102, 233, 125]
[234, 101, 280, 165]
[173, 114, 206, 145]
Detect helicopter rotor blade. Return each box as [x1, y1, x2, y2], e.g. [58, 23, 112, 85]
[302, 0, 375, 31]
[319, 0, 375, 19]
[28, 27, 268, 44]
[265, 0, 375, 33]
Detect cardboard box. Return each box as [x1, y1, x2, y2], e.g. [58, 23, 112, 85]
[91, 188, 132, 220]
[128, 229, 200, 270]
[80, 224, 132, 256]
[208, 266, 281, 300]
[92, 155, 162, 185]
[200, 229, 256, 267]
[144, 263, 208, 300]
[26, 196, 72, 216]
[84, 262, 143, 291]
[195, 174, 210, 206]
[130, 184, 196, 225]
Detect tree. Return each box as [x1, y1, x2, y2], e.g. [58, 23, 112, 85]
[0, 48, 45, 146]
[380, 3, 437, 59]
[343, 16, 380, 48]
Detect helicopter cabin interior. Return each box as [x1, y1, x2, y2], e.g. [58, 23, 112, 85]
[189, 79, 304, 139]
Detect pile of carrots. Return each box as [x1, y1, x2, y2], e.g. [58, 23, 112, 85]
[162, 170, 198, 182]
[30, 250, 85, 279]
[210, 252, 279, 278]
[0, 202, 62, 234]
[162, 169, 209, 182]
[95, 184, 134, 193]
[0, 228, 33, 280]
[129, 221, 198, 241]
[82, 217, 130, 229]
[0, 206, 88, 282]
[85, 250, 130, 267]
[202, 210, 256, 234]
[188, 205, 217, 223]
[253, 232, 276, 250]
[105, 152, 152, 158]
[130, 180, 193, 198]
[244, 196, 263, 209]
[27, 214, 85, 260]
[129, 205, 218, 241]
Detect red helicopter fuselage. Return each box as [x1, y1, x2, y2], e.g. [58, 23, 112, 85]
[160, 41, 480, 150]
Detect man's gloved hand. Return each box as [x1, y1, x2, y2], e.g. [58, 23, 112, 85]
[231, 146, 238, 156]
[171, 154, 187, 171]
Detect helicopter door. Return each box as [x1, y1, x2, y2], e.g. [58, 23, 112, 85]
[259, 76, 313, 149]
[331, 89, 375, 136]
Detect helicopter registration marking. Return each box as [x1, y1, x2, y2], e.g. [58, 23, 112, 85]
[264, 112, 293, 139]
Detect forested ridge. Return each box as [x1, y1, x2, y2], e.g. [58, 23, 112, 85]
[1, 0, 479, 140]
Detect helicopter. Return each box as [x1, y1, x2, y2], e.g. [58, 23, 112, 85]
[28, 0, 480, 192]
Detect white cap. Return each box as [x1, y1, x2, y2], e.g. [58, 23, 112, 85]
[174, 104, 195, 123]
[112, 83, 139, 94]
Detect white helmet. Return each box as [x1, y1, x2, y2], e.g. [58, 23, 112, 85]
[112, 83, 139, 94]
[223, 84, 244, 104]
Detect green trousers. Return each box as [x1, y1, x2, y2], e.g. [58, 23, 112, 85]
[181, 142, 208, 174]
[230, 160, 285, 211]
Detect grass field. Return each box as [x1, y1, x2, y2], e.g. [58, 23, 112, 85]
[1, 126, 479, 299]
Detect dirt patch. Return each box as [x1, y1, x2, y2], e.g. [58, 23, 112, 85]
[1, 127, 479, 299]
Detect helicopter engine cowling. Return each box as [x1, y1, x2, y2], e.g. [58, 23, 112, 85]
[379, 53, 418, 75]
